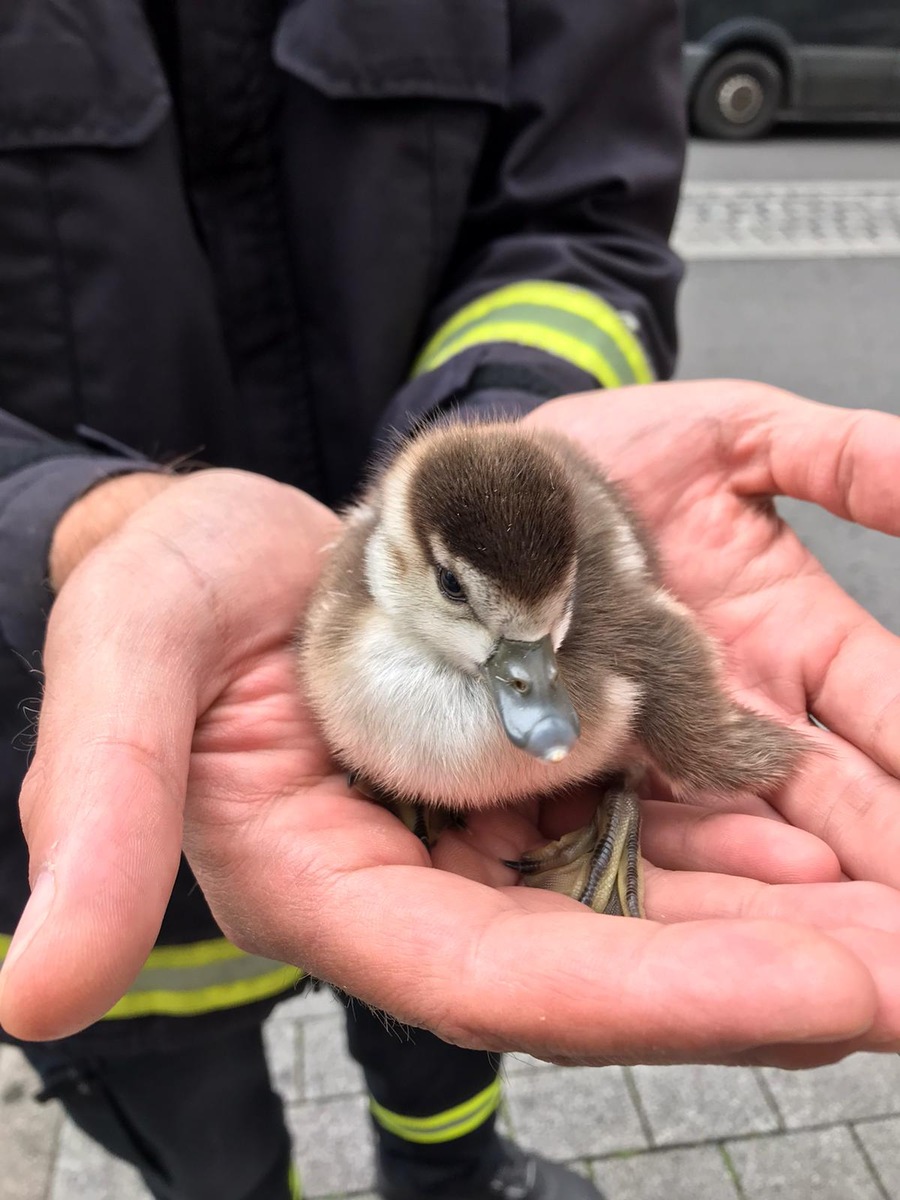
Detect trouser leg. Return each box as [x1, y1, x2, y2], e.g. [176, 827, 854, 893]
[342, 998, 504, 1193]
[22, 1024, 297, 1200]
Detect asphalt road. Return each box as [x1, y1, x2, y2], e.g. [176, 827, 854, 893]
[675, 127, 900, 635]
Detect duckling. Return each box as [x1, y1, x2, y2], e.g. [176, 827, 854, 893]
[300, 420, 804, 917]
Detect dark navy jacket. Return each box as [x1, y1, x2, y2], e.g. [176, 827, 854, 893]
[0, 0, 685, 1050]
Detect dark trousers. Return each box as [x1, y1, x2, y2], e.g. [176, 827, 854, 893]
[22, 1001, 501, 1200]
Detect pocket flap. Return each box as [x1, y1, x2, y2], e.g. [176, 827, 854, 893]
[0, 0, 169, 150]
[273, 0, 508, 104]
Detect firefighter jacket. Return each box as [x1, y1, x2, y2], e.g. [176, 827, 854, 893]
[0, 0, 685, 1052]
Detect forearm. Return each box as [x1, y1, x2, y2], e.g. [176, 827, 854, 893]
[49, 471, 179, 591]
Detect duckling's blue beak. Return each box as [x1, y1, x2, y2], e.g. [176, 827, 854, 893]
[481, 636, 580, 763]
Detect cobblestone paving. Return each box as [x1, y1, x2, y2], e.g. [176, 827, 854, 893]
[4, 990, 900, 1200]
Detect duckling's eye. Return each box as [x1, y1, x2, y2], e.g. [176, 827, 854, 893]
[437, 566, 467, 604]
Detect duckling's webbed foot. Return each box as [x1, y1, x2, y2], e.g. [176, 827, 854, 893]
[504, 775, 644, 917]
[346, 773, 461, 848]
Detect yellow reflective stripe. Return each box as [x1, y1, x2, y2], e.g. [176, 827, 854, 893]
[0, 931, 300, 1019]
[412, 280, 654, 387]
[423, 302, 638, 385]
[102, 963, 302, 1020]
[140, 938, 251, 969]
[0, 934, 254, 970]
[418, 320, 625, 389]
[288, 1163, 303, 1199]
[416, 280, 653, 381]
[370, 1078, 502, 1145]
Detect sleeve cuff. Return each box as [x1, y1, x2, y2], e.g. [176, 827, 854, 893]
[0, 455, 163, 661]
[374, 343, 598, 449]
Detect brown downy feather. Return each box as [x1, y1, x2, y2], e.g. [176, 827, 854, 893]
[407, 424, 577, 605]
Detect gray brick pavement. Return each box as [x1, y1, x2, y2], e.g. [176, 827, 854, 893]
[5, 991, 900, 1199]
[50, 1122, 147, 1200]
[503, 1065, 646, 1159]
[0, 1047, 61, 1200]
[598, 1146, 739, 1200]
[760, 1056, 900, 1127]
[856, 1118, 900, 1198]
[628, 1063, 779, 1145]
[726, 1127, 886, 1200]
[287, 1093, 376, 1197]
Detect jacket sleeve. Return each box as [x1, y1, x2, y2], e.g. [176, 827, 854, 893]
[0, 410, 159, 662]
[377, 0, 686, 437]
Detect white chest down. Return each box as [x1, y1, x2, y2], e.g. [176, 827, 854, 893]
[323, 613, 641, 810]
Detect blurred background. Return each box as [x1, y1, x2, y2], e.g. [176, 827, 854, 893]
[2, 5, 900, 1199]
[677, 134, 900, 639]
[677, 0, 900, 640]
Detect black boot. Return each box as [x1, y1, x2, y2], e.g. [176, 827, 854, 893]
[377, 1137, 606, 1200]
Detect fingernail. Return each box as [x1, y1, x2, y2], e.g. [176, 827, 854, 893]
[1, 869, 55, 977]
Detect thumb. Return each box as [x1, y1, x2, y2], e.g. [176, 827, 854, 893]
[0, 549, 199, 1036]
[0, 470, 339, 1040]
[0, 542, 202, 1040]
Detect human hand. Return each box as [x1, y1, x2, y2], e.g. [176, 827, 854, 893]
[3, 454, 900, 1068]
[525, 380, 900, 881]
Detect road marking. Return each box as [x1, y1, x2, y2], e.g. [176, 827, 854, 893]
[673, 180, 900, 260]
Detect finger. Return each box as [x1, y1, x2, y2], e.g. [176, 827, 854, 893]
[821, 927, 900, 1051]
[803, 596, 900, 781]
[731, 1040, 896, 1070]
[307, 876, 883, 1063]
[0, 550, 201, 1040]
[639, 801, 841, 884]
[711, 552, 900, 853]
[643, 864, 900, 935]
[722, 391, 900, 774]
[528, 381, 900, 538]
[430, 808, 540, 888]
[766, 724, 900, 893]
[731, 390, 900, 537]
[725, 553, 900, 782]
[746, 929, 900, 1060]
[439, 801, 839, 888]
[190, 785, 883, 1064]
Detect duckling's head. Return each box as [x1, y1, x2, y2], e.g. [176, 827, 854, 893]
[364, 423, 581, 763]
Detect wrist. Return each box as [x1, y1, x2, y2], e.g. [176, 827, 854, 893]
[49, 471, 181, 591]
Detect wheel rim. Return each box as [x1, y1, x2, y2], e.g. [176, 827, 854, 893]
[716, 73, 766, 125]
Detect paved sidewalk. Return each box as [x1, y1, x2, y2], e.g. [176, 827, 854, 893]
[4, 988, 900, 1200]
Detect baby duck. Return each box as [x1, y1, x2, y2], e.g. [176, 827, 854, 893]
[301, 420, 803, 917]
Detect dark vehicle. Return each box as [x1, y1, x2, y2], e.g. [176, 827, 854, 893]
[684, 1, 900, 139]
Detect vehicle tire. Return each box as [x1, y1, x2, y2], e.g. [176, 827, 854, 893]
[691, 49, 783, 140]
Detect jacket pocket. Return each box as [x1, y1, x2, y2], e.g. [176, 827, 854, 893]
[0, 0, 170, 150]
[0, 0, 190, 446]
[273, 0, 509, 104]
